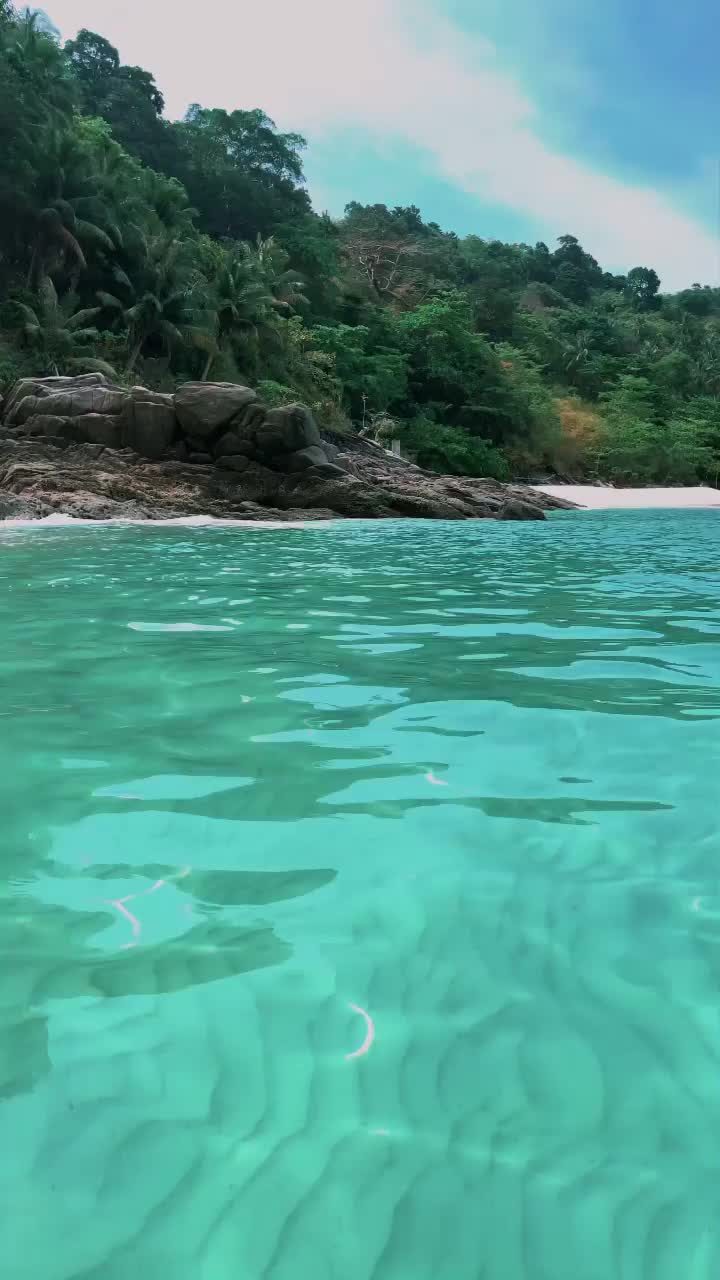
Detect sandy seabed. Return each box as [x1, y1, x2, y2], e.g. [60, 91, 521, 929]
[537, 484, 720, 510]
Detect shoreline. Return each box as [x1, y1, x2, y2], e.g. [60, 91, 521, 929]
[0, 375, 573, 523]
[3, 487, 718, 526]
[537, 484, 720, 510]
[0, 512, 325, 527]
[0, 512, 329, 529]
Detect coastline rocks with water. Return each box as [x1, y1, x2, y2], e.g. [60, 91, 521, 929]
[0, 374, 575, 522]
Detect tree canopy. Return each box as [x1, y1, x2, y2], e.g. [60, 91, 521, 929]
[0, 4, 718, 484]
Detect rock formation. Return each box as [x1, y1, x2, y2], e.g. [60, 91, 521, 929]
[0, 374, 575, 522]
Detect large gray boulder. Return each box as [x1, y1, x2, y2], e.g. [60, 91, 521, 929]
[260, 404, 321, 453]
[2, 375, 181, 462]
[77, 414, 124, 448]
[213, 430, 248, 459]
[499, 498, 545, 521]
[209, 404, 326, 473]
[231, 401, 267, 434]
[0, 493, 53, 519]
[129, 386, 171, 403]
[174, 382, 257, 438]
[281, 445, 330, 472]
[123, 389, 176, 459]
[8, 385, 127, 426]
[222, 402, 324, 469]
[18, 414, 69, 438]
[3, 373, 109, 423]
[216, 454, 250, 473]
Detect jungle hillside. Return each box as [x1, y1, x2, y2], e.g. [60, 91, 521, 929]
[1, 4, 719, 484]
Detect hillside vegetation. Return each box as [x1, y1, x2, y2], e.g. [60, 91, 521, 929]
[1, 4, 719, 484]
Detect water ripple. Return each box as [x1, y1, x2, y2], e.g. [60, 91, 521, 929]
[1, 511, 720, 1279]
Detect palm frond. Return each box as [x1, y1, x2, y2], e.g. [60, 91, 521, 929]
[124, 223, 148, 259]
[163, 288, 192, 312]
[52, 198, 77, 231]
[68, 357, 119, 378]
[71, 199, 123, 249]
[127, 294, 161, 324]
[69, 327, 102, 343]
[184, 326, 219, 355]
[66, 307, 102, 330]
[59, 288, 81, 318]
[38, 275, 59, 318]
[13, 302, 40, 327]
[111, 266, 134, 294]
[57, 225, 86, 271]
[96, 291, 125, 311]
[76, 220, 116, 253]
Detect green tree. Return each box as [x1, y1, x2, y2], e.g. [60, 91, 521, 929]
[601, 375, 660, 424]
[391, 291, 549, 447]
[0, 7, 76, 280]
[64, 28, 167, 168]
[624, 266, 661, 310]
[97, 233, 200, 373]
[1, 0, 720, 487]
[164, 106, 310, 243]
[552, 235, 604, 303]
[272, 212, 340, 318]
[394, 415, 510, 479]
[198, 248, 275, 381]
[11, 276, 115, 375]
[311, 322, 407, 421]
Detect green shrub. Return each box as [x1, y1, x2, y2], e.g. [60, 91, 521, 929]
[256, 379, 298, 407]
[0, 354, 25, 393]
[397, 416, 510, 479]
[597, 415, 717, 485]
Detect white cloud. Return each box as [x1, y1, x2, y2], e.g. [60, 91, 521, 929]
[51, 0, 719, 289]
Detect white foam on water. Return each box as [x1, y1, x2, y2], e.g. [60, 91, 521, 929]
[0, 512, 336, 529]
[127, 621, 235, 633]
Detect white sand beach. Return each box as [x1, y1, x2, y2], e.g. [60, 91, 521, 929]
[537, 485, 720, 510]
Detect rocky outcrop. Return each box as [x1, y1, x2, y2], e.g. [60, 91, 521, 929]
[498, 498, 546, 521]
[8, 382, 126, 424]
[0, 374, 577, 522]
[2, 374, 332, 476]
[123, 387, 176, 459]
[174, 381, 257, 437]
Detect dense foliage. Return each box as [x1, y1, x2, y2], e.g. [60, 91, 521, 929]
[1, 5, 719, 483]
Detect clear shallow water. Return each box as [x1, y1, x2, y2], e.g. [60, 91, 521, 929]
[2, 511, 719, 1280]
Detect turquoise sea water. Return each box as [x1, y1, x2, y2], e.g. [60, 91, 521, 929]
[2, 511, 720, 1280]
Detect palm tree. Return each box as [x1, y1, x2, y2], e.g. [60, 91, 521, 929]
[196, 238, 309, 381]
[3, 9, 75, 127]
[13, 277, 116, 376]
[692, 328, 720, 396]
[198, 251, 275, 381]
[124, 291, 187, 373]
[562, 332, 591, 373]
[97, 233, 202, 373]
[138, 168, 198, 237]
[27, 126, 123, 288]
[250, 235, 308, 312]
[0, 12, 77, 277]
[27, 203, 86, 289]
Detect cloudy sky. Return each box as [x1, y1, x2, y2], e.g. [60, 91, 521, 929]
[48, 0, 718, 291]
